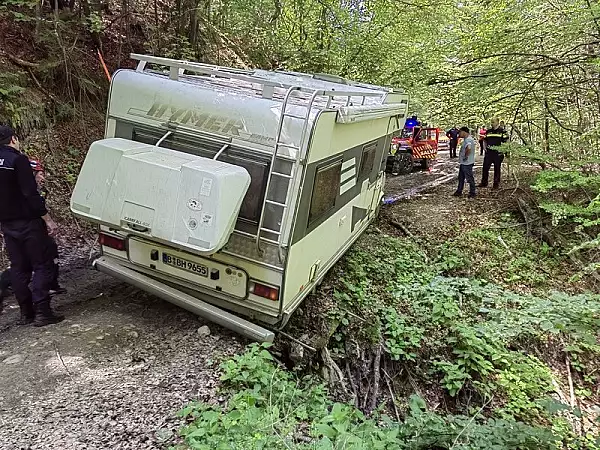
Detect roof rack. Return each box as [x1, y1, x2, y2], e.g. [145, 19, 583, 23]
[274, 70, 403, 94]
[130, 54, 394, 106]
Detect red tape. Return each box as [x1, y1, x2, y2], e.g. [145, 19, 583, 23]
[97, 49, 111, 82]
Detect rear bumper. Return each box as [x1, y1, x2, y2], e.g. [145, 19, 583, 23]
[93, 256, 275, 342]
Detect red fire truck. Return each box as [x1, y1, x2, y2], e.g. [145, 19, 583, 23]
[386, 116, 439, 175]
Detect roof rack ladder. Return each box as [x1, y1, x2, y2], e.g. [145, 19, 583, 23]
[256, 87, 319, 258]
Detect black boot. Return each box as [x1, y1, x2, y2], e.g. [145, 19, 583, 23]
[15, 296, 35, 325]
[49, 286, 67, 296]
[33, 300, 64, 327]
[17, 312, 35, 325]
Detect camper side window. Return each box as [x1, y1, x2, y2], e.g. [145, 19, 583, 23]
[359, 143, 377, 180]
[309, 161, 342, 225]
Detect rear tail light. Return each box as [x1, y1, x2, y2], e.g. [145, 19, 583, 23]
[99, 233, 126, 251]
[250, 281, 279, 301]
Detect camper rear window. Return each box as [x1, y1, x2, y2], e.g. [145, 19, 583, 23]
[359, 143, 377, 180]
[309, 161, 342, 225]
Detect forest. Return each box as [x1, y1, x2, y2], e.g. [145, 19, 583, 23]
[1, 0, 600, 448]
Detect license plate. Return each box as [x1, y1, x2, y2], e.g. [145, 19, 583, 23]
[162, 253, 208, 277]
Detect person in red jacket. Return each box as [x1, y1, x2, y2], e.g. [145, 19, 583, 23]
[478, 126, 487, 156]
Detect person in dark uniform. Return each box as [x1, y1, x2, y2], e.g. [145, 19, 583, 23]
[446, 126, 459, 158]
[0, 159, 65, 313]
[0, 126, 63, 326]
[29, 159, 65, 296]
[479, 118, 509, 189]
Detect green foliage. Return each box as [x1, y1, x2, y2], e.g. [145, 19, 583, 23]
[0, 72, 28, 127]
[533, 171, 600, 195]
[531, 169, 600, 278]
[62, 147, 83, 185]
[400, 397, 556, 450]
[0, 0, 37, 16]
[328, 230, 600, 440]
[382, 307, 423, 362]
[436, 224, 562, 289]
[495, 354, 553, 419]
[163, 36, 197, 62]
[86, 12, 103, 34]
[175, 344, 559, 450]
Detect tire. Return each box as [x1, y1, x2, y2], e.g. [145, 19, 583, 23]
[390, 158, 401, 175]
[421, 158, 430, 170]
[397, 153, 414, 175]
[386, 156, 398, 174]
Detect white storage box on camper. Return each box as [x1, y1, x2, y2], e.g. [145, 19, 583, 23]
[70, 138, 251, 255]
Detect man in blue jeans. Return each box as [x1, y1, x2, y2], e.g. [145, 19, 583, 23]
[453, 126, 476, 198]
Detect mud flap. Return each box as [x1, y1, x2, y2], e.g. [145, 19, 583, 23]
[352, 206, 368, 232]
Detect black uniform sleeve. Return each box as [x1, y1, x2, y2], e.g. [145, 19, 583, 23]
[502, 129, 509, 143]
[15, 154, 47, 217]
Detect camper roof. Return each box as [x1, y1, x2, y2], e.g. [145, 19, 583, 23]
[108, 55, 408, 154]
[130, 54, 405, 110]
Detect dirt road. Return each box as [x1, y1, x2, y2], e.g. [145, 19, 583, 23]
[0, 262, 243, 449]
[0, 152, 462, 450]
[383, 149, 483, 204]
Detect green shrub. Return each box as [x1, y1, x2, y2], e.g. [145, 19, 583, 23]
[175, 345, 559, 450]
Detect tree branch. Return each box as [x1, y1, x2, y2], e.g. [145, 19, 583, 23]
[0, 51, 40, 69]
[428, 56, 598, 86]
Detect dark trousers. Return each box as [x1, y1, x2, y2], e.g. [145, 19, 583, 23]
[457, 163, 476, 195]
[479, 140, 484, 155]
[481, 150, 505, 187]
[449, 140, 458, 158]
[0, 237, 60, 293]
[1, 219, 54, 312]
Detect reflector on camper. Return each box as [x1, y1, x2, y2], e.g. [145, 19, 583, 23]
[70, 138, 251, 255]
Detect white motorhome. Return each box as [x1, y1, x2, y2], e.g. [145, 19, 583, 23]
[71, 54, 408, 342]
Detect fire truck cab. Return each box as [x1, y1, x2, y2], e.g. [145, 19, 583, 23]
[386, 116, 439, 175]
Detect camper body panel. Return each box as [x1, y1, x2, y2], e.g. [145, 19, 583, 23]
[281, 112, 399, 317]
[306, 111, 395, 165]
[73, 59, 408, 338]
[107, 118, 289, 268]
[106, 69, 311, 155]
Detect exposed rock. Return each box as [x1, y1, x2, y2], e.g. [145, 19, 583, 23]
[3, 354, 25, 364]
[197, 325, 211, 337]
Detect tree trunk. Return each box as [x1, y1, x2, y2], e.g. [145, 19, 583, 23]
[542, 93, 551, 154]
[189, 1, 199, 50]
[154, 0, 161, 53]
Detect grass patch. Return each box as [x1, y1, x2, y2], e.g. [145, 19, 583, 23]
[432, 213, 566, 292]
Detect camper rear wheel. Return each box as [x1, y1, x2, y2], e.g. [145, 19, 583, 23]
[421, 159, 430, 170]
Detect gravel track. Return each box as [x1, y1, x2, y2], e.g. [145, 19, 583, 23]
[0, 264, 243, 449]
